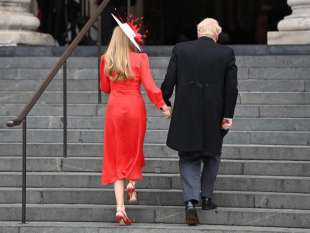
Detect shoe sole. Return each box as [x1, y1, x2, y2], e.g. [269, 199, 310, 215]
[185, 209, 200, 226]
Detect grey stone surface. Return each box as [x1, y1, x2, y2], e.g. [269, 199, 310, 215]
[239, 92, 310, 105]
[0, 52, 310, 231]
[4, 116, 310, 131]
[236, 56, 310, 68]
[0, 30, 56, 46]
[0, 204, 310, 228]
[1, 129, 310, 145]
[0, 103, 163, 117]
[0, 172, 309, 193]
[0, 222, 308, 233]
[222, 145, 310, 161]
[1, 56, 310, 69]
[238, 80, 305, 92]
[259, 105, 310, 118]
[249, 68, 310, 80]
[2, 79, 308, 92]
[1, 188, 310, 210]
[268, 31, 310, 45]
[1, 157, 308, 176]
[1, 222, 306, 233]
[1, 45, 310, 57]
[231, 118, 310, 131]
[0, 226, 18, 233]
[155, 206, 310, 227]
[172, 174, 310, 193]
[2, 91, 310, 105]
[0, 68, 167, 80]
[0, 143, 310, 161]
[5, 66, 310, 83]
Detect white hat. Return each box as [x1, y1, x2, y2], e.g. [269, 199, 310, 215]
[111, 13, 142, 52]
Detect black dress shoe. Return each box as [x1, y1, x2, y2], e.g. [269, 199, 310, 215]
[185, 201, 200, 226]
[201, 198, 217, 210]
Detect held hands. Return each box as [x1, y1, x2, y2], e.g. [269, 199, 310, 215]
[222, 118, 233, 130]
[161, 105, 172, 119]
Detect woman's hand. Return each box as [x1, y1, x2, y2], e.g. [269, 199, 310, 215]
[161, 105, 172, 119]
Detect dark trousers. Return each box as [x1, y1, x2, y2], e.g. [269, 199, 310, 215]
[178, 152, 221, 203]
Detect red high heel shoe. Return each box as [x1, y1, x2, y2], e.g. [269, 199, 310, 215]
[127, 183, 137, 203]
[115, 210, 132, 225]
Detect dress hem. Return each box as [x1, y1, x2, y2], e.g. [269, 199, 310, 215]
[101, 175, 144, 185]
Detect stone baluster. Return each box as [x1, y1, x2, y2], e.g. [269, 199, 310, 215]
[0, 0, 55, 46]
[268, 0, 310, 44]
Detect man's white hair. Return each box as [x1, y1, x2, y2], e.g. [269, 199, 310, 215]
[197, 18, 222, 39]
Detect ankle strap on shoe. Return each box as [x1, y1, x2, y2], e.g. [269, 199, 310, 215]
[116, 205, 125, 213]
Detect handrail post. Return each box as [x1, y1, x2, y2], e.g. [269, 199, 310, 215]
[64, 0, 69, 44]
[63, 61, 68, 158]
[21, 118, 27, 224]
[97, 12, 102, 104]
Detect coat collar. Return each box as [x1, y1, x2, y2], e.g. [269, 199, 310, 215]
[198, 36, 216, 43]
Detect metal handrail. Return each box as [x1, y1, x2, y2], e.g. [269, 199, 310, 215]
[6, 0, 110, 224]
[7, 0, 109, 127]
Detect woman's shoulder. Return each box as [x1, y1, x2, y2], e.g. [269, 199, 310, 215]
[130, 52, 148, 60]
[130, 53, 149, 69]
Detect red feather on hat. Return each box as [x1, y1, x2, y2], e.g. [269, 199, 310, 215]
[127, 16, 148, 44]
[115, 13, 148, 45]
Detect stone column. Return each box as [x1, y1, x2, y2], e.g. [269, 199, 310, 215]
[0, 0, 56, 46]
[268, 0, 310, 44]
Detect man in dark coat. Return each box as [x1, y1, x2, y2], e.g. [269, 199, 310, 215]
[161, 18, 238, 225]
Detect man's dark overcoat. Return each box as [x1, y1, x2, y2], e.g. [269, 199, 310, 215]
[161, 37, 238, 155]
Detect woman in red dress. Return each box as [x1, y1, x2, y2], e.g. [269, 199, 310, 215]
[100, 22, 171, 225]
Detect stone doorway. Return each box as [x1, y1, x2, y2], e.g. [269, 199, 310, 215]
[29, 0, 292, 45]
[142, 0, 291, 45]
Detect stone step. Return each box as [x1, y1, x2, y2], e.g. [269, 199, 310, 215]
[1, 172, 309, 192]
[239, 92, 310, 105]
[1, 129, 310, 145]
[1, 187, 310, 210]
[1, 66, 310, 81]
[1, 91, 310, 105]
[2, 116, 310, 131]
[1, 56, 310, 69]
[1, 79, 309, 92]
[1, 143, 310, 161]
[1, 222, 310, 233]
[0, 204, 309, 228]
[0, 157, 309, 177]
[2, 104, 310, 118]
[0, 68, 167, 80]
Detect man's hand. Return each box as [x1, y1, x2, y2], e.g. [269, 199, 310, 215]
[222, 118, 232, 130]
[161, 105, 172, 119]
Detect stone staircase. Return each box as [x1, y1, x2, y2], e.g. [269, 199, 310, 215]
[0, 47, 310, 233]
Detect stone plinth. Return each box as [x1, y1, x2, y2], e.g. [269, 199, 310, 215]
[268, 0, 310, 44]
[0, 0, 56, 46]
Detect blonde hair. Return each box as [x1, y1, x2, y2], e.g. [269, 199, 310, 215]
[104, 26, 133, 81]
[197, 18, 222, 40]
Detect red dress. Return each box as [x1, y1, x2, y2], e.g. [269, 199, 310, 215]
[100, 52, 165, 185]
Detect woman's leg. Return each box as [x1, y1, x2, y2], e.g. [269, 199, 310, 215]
[127, 180, 137, 202]
[114, 179, 132, 225]
[114, 180, 125, 211]
[128, 180, 136, 187]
